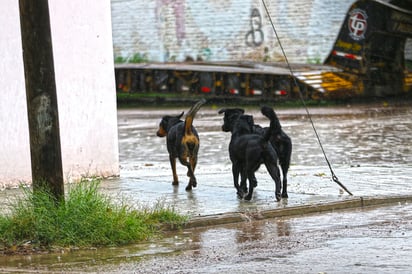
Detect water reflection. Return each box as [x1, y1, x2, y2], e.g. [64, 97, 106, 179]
[233, 217, 292, 244]
[116, 104, 412, 197]
[282, 107, 412, 167]
[118, 104, 412, 172]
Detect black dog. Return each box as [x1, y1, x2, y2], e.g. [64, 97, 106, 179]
[156, 99, 206, 191]
[224, 106, 283, 201]
[218, 107, 292, 198]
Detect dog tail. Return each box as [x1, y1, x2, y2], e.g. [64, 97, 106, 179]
[261, 105, 282, 142]
[184, 98, 207, 135]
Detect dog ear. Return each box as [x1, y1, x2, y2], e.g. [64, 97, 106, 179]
[218, 108, 245, 114]
[178, 111, 184, 119]
[231, 108, 245, 115]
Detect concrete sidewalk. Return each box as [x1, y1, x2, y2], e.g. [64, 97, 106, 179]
[99, 162, 412, 227]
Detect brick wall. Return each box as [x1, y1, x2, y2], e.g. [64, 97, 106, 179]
[111, 0, 355, 63]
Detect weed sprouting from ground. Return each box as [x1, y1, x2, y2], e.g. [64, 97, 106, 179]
[0, 180, 187, 254]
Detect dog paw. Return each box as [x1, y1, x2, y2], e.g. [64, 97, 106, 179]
[281, 192, 288, 198]
[244, 194, 253, 201]
[172, 181, 179, 186]
[275, 193, 282, 201]
[185, 185, 192, 191]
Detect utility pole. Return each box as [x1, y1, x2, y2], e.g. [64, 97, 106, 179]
[19, 0, 64, 202]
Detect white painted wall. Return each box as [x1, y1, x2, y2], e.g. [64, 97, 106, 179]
[0, 0, 119, 189]
[0, 2, 31, 188]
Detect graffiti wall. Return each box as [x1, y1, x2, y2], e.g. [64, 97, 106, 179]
[111, 0, 355, 63]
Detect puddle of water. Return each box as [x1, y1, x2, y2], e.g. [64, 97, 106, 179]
[1, 103, 412, 272]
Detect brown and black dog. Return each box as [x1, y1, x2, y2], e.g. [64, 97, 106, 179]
[156, 99, 206, 191]
[222, 106, 283, 201]
[218, 107, 291, 199]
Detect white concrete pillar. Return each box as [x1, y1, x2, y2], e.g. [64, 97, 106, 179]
[0, 0, 119, 189]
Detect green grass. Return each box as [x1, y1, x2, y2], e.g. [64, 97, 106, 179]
[0, 180, 187, 253]
[116, 91, 342, 108]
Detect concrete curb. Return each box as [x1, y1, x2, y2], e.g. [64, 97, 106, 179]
[184, 195, 412, 229]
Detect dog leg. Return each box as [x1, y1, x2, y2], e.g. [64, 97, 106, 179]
[187, 174, 197, 191]
[232, 163, 244, 198]
[239, 169, 248, 194]
[177, 155, 197, 191]
[244, 172, 257, 201]
[279, 149, 291, 198]
[281, 166, 288, 198]
[186, 173, 196, 191]
[189, 156, 198, 188]
[266, 163, 282, 201]
[170, 156, 179, 185]
[183, 162, 196, 191]
[279, 136, 292, 198]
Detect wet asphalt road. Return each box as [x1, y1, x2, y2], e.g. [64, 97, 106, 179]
[1, 101, 412, 273]
[100, 202, 412, 274]
[1, 202, 411, 273]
